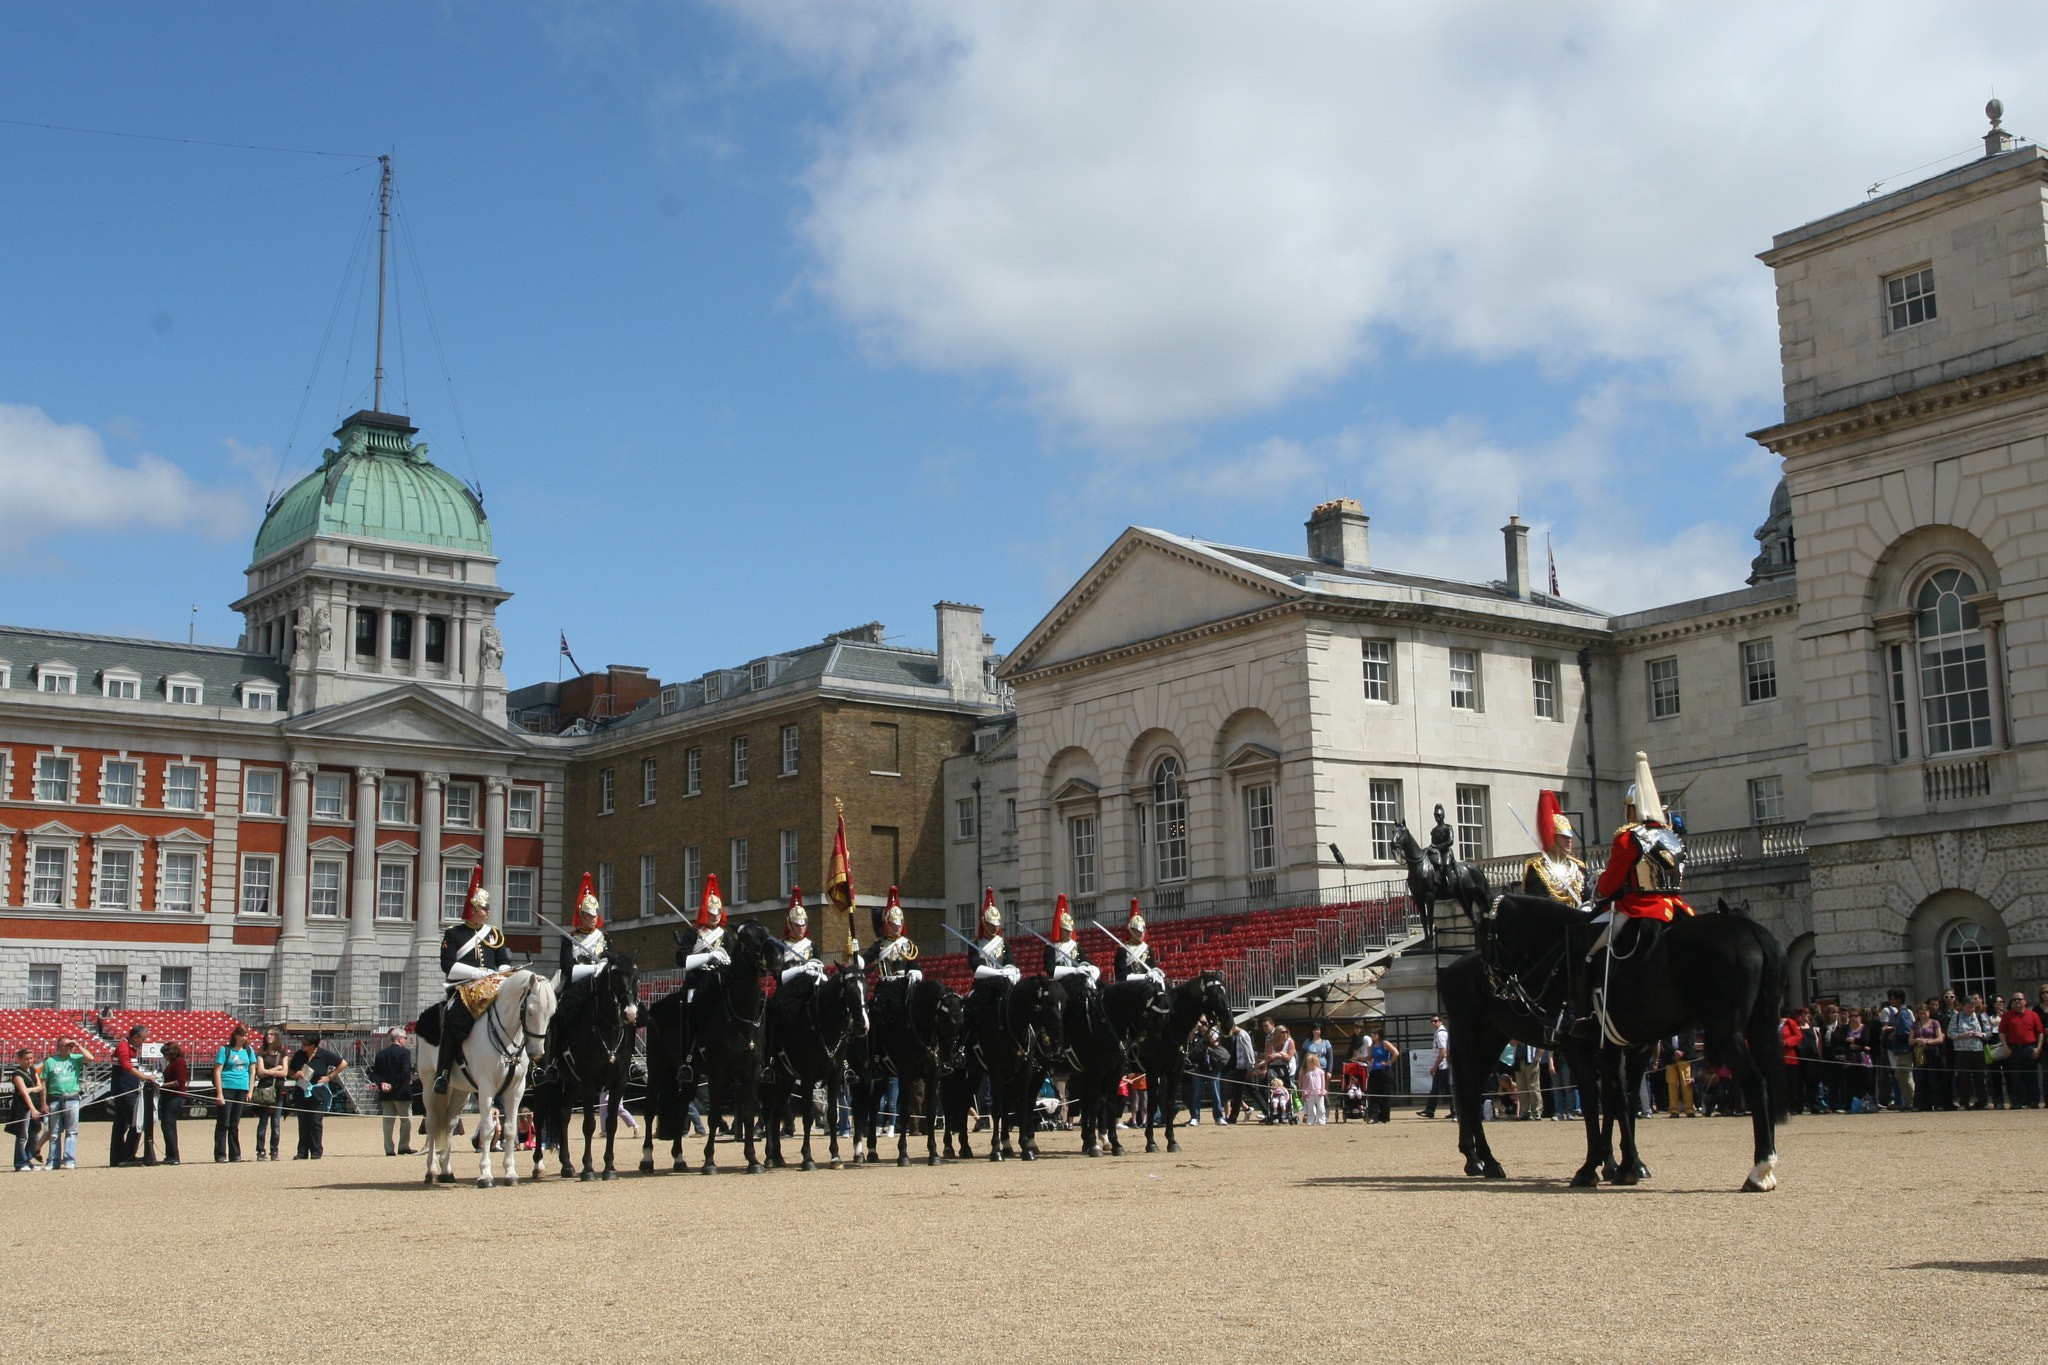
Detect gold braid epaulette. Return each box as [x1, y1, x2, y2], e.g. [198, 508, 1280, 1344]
[1524, 854, 1585, 903]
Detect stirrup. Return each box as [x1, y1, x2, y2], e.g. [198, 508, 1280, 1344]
[433, 1071, 450, 1095]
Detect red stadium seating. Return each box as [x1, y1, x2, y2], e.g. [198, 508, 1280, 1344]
[104, 1010, 245, 1057]
[0, 1009, 113, 1060]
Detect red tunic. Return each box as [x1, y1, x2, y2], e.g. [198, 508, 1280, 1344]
[1594, 828, 1693, 921]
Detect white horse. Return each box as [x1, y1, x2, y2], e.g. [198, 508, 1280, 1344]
[422, 970, 556, 1188]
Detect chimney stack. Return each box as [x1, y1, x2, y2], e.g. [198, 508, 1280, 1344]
[1305, 498, 1370, 570]
[1502, 515, 1530, 599]
[935, 601, 987, 698]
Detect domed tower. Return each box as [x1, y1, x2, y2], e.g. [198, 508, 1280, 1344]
[233, 408, 510, 723]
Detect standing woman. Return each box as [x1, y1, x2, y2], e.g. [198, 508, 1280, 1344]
[213, 1024, 257, 1162]
[1911, 1006, 1945, 1111]
[251, 1027, 287, 1160]
[1367, 1028, 1402, 1125]
[158, 1043, 188, 1164]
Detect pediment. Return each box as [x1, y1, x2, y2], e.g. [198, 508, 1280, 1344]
[307, 836, 353, 854]
[376, 839, 419, 858]
[1222, 743, 1281, 773]
[285, 684, 529, 753]
[1050, 778, 1101, 807]
[1008, 532, 1300, 674]
[92, 824, 148, 843]
[28, 821, 82, 840]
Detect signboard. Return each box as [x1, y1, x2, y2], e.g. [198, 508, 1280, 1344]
[1409, 1046, 1440, 1092]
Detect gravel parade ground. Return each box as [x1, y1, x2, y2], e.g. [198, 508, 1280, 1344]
[11, 1107, 2042, 1363]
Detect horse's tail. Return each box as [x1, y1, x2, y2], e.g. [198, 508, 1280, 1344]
[1743, 920, 1791, 1129]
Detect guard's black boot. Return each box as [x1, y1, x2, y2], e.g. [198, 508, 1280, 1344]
[434, 1027, 461, 1094]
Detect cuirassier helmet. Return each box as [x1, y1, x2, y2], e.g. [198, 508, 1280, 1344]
[697, 874, 725, 929]
[784, 886, 808, 939]
[1627, 751, 1666, 826]
[1535, 790, 1573, 854]
[883, 885, 906, 937]
[980, 888, 1002, 932]
[1125, 897, 1146, 942]
[462, 866, 489, 928]
[1053, 893, 1075, 941]
[573, 871, 601, 931]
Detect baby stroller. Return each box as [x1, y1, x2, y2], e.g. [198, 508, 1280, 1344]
[1036, 1079, 1071, 1131]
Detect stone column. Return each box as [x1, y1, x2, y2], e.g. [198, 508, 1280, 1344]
[484, 776, 508, 929]
[349, 767, 382, 941]
[281, 761, 314, 943]
[413, 771, 447, 1015]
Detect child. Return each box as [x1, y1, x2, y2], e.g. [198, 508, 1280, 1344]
[1299, 1052, 1328, 1125]
[1265, 1072, 1290, 1125]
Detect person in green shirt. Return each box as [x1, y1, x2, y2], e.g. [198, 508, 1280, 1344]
[40, 1036, 87, 1170]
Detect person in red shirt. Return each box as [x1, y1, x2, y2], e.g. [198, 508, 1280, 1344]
[1781, 1009, 1806, 1109]
[2000, 994, 2043, 1109]
[110, 1024, 151, 1167]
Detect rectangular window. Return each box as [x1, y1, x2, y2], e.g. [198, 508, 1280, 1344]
[105, 676, 138, 699]
[870, 723, 900, 775]
[1243, 784, 1276, 873]
[1886, 265, 1936, 331]
[1070, 815, 1097, 896]
[313, 772, 348, 819]
[779, 829, 800, 898]
[377, 971, 403, 1029]
[749, 660, 770, 691]
[244, 768, 280, 816]
[730, 736, 750, 786]
[168, 681, 202, 705]
[1154, 789, 1188, 885]
[377, 862, 410, 920]
[1532, 657, 1560, 720]
[508, 787, 538, 831]
[242, 688, 276, 711]
[97, 849, 134, 909]
[640, 757, 658, 805]
[31, 848, 69, 907]
[781, 724, 800, 776]
[40, 670, 74, 693]
[237, 969, 268, 1012]
[1647, 657, 1681, 720]
[1742, 639, 1778, 704]
[444, 783, 476, 829]
[165, 764, 201, 811]
[1368, 782, 1409, 863]
[355, 609, 378, 657]
[505, 868, 536, 926]
[94, 966, 126, 1011]
[423, 617, 448, 665]
[599, 767, 616, 813]
[158, 966, 190, 1012]
[1749, 775, 1786, 825]
[389, 612, 414, 661]
[1004, 798, 1018, 834]
[1889, 643, 1911, 761]
[443, 864, 473, 920]
[240, 856, 275, 915]
[729, 837, 749, 904]
[1361, 639, 1394, 703]
[28, 965, 59, 1009]
[640, 854, 658, 918]
[597, 861, 614, 918]
[1921, 638, 1994, 755]
[1449, 649, 1479, 711]
[683, 846, 703, 911]
[310, 859, 343, 918]
[1454, 785, 1490, 861]
[956, 797, 977, 840]
[35, 755, 72, 803]
[101, 759, 137, 806]
[685, 748, 702, 796]
[379, 778, 412, 823]
[161, 852, 197, 914]
[309, 971, 337, 1021]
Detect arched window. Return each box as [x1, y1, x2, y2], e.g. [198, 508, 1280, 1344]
[1916, 568, 1993, 755]
[1941, 920, 1997, 1001]
[1152, 755, 1188, 884]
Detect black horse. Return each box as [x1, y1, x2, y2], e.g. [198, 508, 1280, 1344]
[854, 974, 963, 1167]
[1053, 976, 1137, 1159]
[639, 920, 788, 1175]
[1441, 893, 1789, 1191]
[762, 963, 869, 1171]
[944, 974, 1063, 1161]
[1392, 819, 1492, 939]
[532, 950, 641, 1181]
[1135, 970, 1232, 1154]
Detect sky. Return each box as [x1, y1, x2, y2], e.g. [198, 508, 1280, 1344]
[5, 3, 2047, 685]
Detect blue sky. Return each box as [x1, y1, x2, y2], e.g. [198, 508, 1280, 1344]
[5, 4, 2045, 685]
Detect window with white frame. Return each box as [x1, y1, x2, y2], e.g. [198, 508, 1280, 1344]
[1647, 657, 1681, 720]
[1152, 755, 1188, 884]
[730, 736, 750, 786]
[1362, 639, 1395, 703]
[956, 798, 977, 840]
[37, 663, 76, 693]
[244, 768, 280, 816]
[641, 757, 658, 805]
[309, 971, 337, 1021]
[165, 763, 201, 812]
[30, 846, 71, 907]
[1449, 650, 1480, 711]
[28, 964, 59, 1009]
[660, 686, 680, 715]
[379, 778, 413, 824]
[1070, 815, 1097, 896]
[749, 660, 770, 691]
[240, 855, 275, 915]
[95, 846, 136, 909]
[781, 724, 800, 776]
[241, 685, 277, 711]
[237, 969, 268, 1012]
[378, 971, 403, 1029]
[442, 864, 474, 921]
[508, 786, 538, 831]
[599, 767, 615, 814]
[1917, 568, 1994, 755]
[778, 829, 799, 898]
[729, 837, 749, 904]
[165, 673, 202, 705]
[1942, 921, 1997, 1001]
[685, 748, 702, 796]
[0, 663, 10, 689]
[444, 782, 476, 829]
[1749, 775, 1786, 826]
[94, 966, 126, 1011]
[1454, 785, 1490, 861]
[1742, 639, 1778, 705]
[598, 861, 614, 919]
[377, 861, 411, 919]
[1532, 657, 1561, 720]
[313, 771, 348, 820]
[35, 754, 74, 803]
[101, 669, 139, 699]
[310, 859, 343, 917]
[158, 966, 190, 1012]
[504, 867, 536, 926]
[101, 759, 137, 807]
[683, 846, 703, 910]
[640, 854, 657, 918]
[1885, 265, 1936, 332]
[1243, 783, 1276, 874]
[160, 851, 199, 914]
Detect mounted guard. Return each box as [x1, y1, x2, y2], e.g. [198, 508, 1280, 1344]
[960, 889, 1018, 1054]
[1043, 894, 1099, 989]
[870, 885, 921, 987]
[434, 866, 511, 1095]
[1565, 751, 1691, 1038]
[1521, 790, 1587, 905]
[777, 887, 827, 989]
[1115, 899, 1166, 992]
[677, 874, 731, 1000]
[558, 872, 612, 987]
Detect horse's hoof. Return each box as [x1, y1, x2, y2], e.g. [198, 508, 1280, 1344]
[1084, 1143, 1100, 1158]
[1609, 1168, 1639, 1187]
[422, 1172, 436, 1185]
[580, 1170, 596, 1182]
[1601, 1163, 1620, 1183]
[1633, 1161, 1652, 1180]
[1166, 1140, 1181, 1153]
[702, 1163, 718, 1176]
[1145, 1140, 1159, 1153]
[1570, 1169, 1601, 1189]
[897, 1155, 911, 1168]
[477, 1178, 493, 1189]
[927, 1154, 942, 1167]
[989, 1149, 1004, 1162]
[1742, 1174, 1777, 1192]
[602, 1169, 619, 1182]
[673, 1160, 689, 1173]
[1464, 1158, 1486, 1177]
[436, 1172, 456, 1185]
[745, 1162, 763, 1174]
[1482, 1162, 1507, 1180]
[638, 1160, 655, 1174]
[801, 1159, 818, 1172]
[1020, 1149, 1037, 1161]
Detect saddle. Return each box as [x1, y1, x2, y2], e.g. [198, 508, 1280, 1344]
[457, 973, 508, 1021]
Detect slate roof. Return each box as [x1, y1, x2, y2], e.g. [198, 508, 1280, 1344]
[0, 624, 289, 704]
[605, 634, 954, 734]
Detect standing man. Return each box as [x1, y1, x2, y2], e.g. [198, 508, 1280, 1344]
[110, 1023, 151, 1167]
[1226, 1020, 1256, 1124]
[10, 1048, 46, 1171]
[1513, 1042, 1544, 1120]
[39, 1035, 86, 1169]
[370, 1028, 416, 1157]
[2000, 993, 2042, 1109]
[289, 1034, 346, 1160]
[1421, 1015, 1451, 1119]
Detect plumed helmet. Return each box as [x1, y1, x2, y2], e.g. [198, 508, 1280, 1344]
[574, 871, 601, 930]
[785, 886, 808, 938]
[1126, 897, 1146, 941]
[980, 888, 1001, 931]
[462, 866, 489, 927]
[697, 873, 725, 929]
[1535, 790, 1573, 851]
[1630, 751, 1666, 826]
[1053, 893, 1074, 941]
[883, 885, 905, 937]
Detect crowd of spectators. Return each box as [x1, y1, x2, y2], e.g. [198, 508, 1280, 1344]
[1778, 986, 2047, 1113]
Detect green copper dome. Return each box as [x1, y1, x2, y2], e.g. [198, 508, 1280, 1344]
[252, 411, 491, 563]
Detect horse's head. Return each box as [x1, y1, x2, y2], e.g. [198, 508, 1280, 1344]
[1197, 970, 1232, 1030]
[731, 919, 785, 976]
[521, 972, 558, 1061]
[929, 987, 964, 1055]
[1022, 976, 1064, 1057]
[606, 950, 641, 1026]
[832, 962, 870, 1039]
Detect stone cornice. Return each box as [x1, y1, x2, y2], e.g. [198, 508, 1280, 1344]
[1748, 355, 2048, 460]
[1610, 597, 1799, 650]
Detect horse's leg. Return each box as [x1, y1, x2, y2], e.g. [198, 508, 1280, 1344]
[799, 1079, 819, 1171]
[1566, 1053, 1604, 1188]
[601, 1086, 622, 1180]
[422, 1089, 442, 1184]
[1607, 1054, 1643, 1186]
[1726, 1025, 1779, 1192]
[579, 1104, 598, 1182]
[701, 1062, 719, 1175]
[1448, 1024, 1505, 1178]
[742, 1058, 764, 1175]
[1161, 1067, 1181, 1153]
[476, 1085, 497, 1188]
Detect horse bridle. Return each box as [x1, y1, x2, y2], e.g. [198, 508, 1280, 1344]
[475, 974, 543, 1084]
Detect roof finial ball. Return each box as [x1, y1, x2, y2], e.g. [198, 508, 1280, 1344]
[1986, 98, 2014, 157]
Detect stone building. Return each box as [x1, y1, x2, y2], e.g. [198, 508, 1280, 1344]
[565, 605, 1008, 963]
[940, 711, 1020, 934]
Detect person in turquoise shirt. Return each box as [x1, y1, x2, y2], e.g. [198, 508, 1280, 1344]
[39, 1037, 87, 1169]
[213, 1024, 258, 1163]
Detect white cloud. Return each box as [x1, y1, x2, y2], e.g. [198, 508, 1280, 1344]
[0, 404, 246, 550]
[732, 2, 2048, 435]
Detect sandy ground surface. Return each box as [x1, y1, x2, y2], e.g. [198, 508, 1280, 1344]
[10, 1106, 2044, 1363]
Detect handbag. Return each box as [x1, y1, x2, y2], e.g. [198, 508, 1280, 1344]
[1988, 1037, 2011, 1064]
[249, 1080, 278, 1107]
